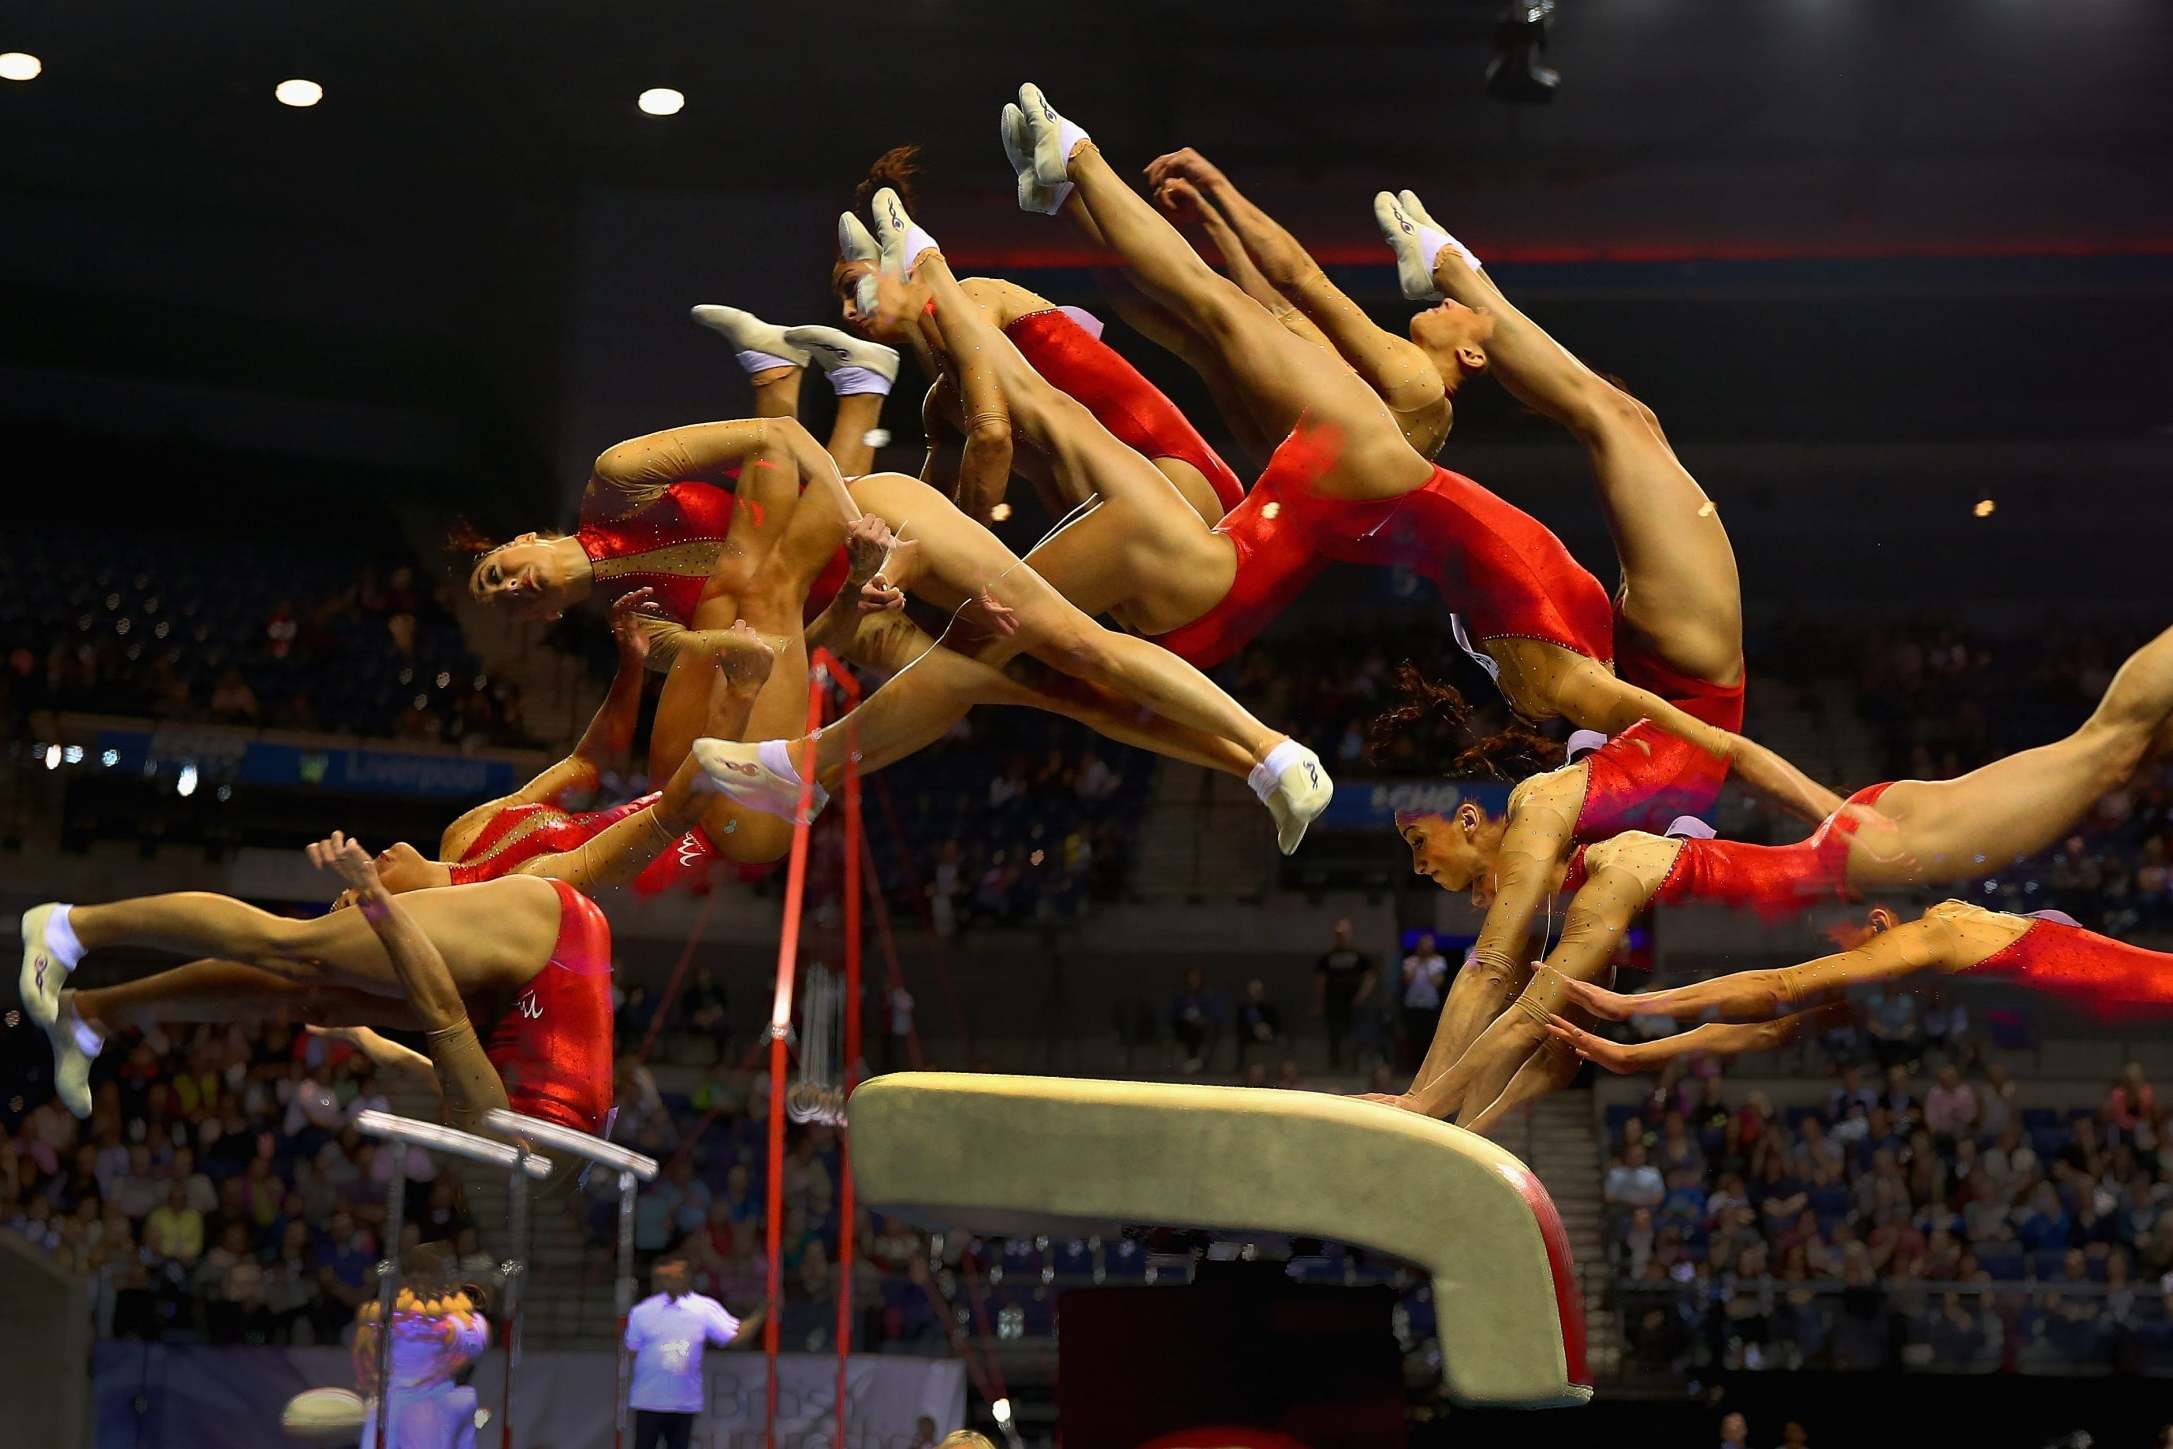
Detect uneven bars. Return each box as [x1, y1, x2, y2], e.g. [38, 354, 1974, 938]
[356, 1110, 556, 1179]
[482, 1110, 660, 1181]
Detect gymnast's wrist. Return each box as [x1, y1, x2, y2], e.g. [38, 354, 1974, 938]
[356, 891, 394, 923]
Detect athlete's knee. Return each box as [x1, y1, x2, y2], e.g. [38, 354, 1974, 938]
[1563, 375, 1657, 440]
[1024, 613, 1115, 680]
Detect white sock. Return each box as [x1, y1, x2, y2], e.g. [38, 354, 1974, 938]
[736, 349, 800, 377]
[1442, 232, 1483, 273]
[45, 904, 85, 971]
[899, 224, 940, 273]
[1247, 739, 1309, 802]
[69, 1004, 104, 1058]
[1055, 119, 1089, 169]
[827, 365, 893, 398]
[757, 738, 805, 786]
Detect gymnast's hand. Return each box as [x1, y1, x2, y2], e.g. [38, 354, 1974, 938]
[843, 514, 898, 590]
[1539, 965, 1636, 1023]
[308, 831, 381, 896]
[1153, 176, 1212, 226]
[860, 534, 918, 615]
[608, 587, 663, 665]
[1143, 147, 1228, 195]
[955, 585, 1020, 638]
[1542, 1014, 1638, 1074]
[1355, 1091, 1423, 1114]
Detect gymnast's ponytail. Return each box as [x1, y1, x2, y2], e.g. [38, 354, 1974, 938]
[1367, 662, 1565, 781]
[852, 144, 924, 217]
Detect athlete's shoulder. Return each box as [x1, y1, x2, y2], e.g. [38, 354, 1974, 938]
[1582, 830, 1677, 879]
[1507, 767, 1584, 833]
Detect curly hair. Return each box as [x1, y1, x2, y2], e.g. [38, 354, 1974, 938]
[832, 145, 926, 305]
[446, 519, 500, 559]
[1366, 661, 1565, 780]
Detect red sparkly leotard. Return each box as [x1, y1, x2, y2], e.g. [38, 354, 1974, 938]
[1573, 631, 1748, 831]
[483, 879, 615, 1137]
[444, 793, 718, 896]
[1966, 910, 2173, 1014]
[576, 479, 846, 627]
[1002, 308, 1246, 516]
[1147, 425, 1615, 672]
[1563, 781, 1894, 920]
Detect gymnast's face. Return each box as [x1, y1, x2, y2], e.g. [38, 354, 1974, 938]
[1408, 300, 1494, 381]
[329, 841, 451, 910]
[469, 535, 576, 621]
[836, 261, 924, 342]
[1399, 805, 1495, 901]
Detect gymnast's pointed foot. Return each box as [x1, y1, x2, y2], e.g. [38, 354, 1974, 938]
[1253, 740, 1332, 855]
[689, 737, 830, 823]
[19, 902, 72, 1030]
[837, 212, 881, 316]
[869, 187, 939, 277]
[688, 306, 813, 374]
[35, 989, 100, 1120]
[1001, 101, 1072, 214]
[1398, 189, 1485, 277]
[1374, 192, 1449, 303]
[782, 325, 900, 393]
[1017, 82, 1090, 191]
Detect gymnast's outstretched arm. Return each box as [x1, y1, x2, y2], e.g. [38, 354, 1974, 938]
[1406, 854, 1650, 1120]
[1550, 913, 1969, 1028]
[917, 299, 1016, 524]
[588, 417, 858, 529]
[1544, 1003, 1856, 1077]
[1399, 779, 1582, 1101]
[1142, 148, 1448, 434]
[307, 832, 511, 1129]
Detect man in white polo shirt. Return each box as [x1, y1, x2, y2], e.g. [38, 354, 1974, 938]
[624, 1256, 765, 1449]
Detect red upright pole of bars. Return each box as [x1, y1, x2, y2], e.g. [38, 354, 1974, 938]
[825, 653, 863, 1449]
[765, 663, 830, 1449]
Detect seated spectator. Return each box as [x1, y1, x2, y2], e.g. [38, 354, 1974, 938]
[1878, 1065, 1919, 1127]
[2106, 1062, 2158, 1143]
[679, 967, 729, 1040]
[1864, 987, 1920, 1070]
[1169, 968, 1223, 1074]
[1658, 1169, 1708, 1235]
[1976, 1064, 2017, 1140]
[1605, 1143, 1666, 1214]
[1923, 1065, 1978, 1143]
[144, 1183, 203, 1266]
[1235, 979, 1284, 1065]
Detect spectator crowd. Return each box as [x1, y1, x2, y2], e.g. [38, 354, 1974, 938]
[1606, 1049, 2173, 1377]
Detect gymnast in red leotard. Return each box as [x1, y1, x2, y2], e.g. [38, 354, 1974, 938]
[1546, 900, 2173, 1077]
[1382, 624, 2173, 1129]
[705, 186, 1804, 861]
[459, 415, 863, 866]
[827, 146, 1241, 529]
[20, 834, 617, 1186]
[985, 89, 1808, 811]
